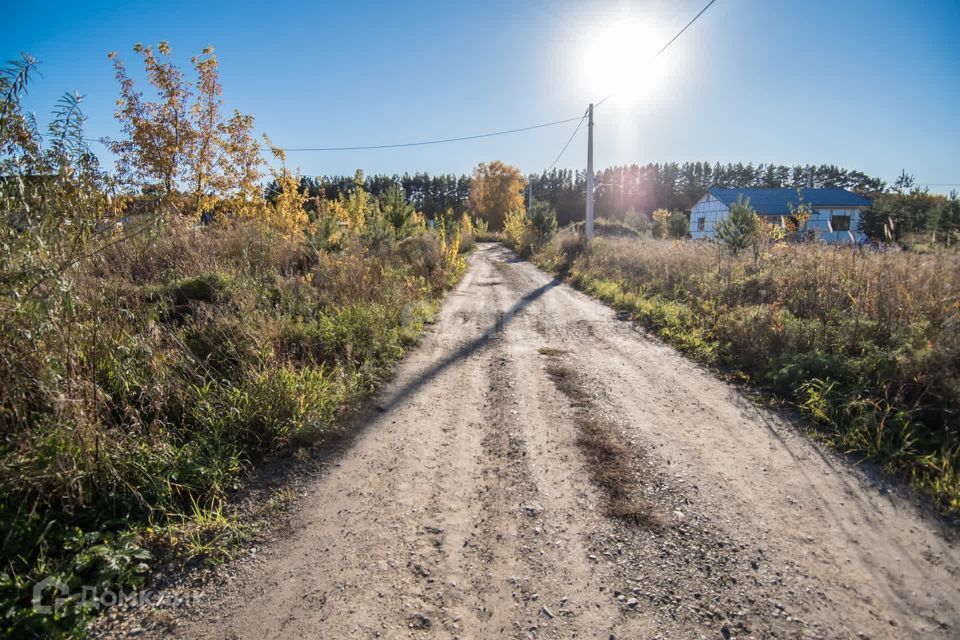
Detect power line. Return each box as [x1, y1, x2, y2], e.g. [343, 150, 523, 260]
[82, 114, 585, 152]
[595, 0, 719, 108]
[654, 0, 719, 62]
[544, 108, 588, 172]
[281, 115, 584, 152]
[80, 2, 719, 161]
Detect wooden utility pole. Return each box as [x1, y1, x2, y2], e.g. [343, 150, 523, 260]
[586, 103, 595, 239]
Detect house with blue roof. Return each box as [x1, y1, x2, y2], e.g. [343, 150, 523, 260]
[690, 188, 872, 244]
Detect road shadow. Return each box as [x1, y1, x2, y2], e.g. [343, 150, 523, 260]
[375, 276, 559, 414]
[298, 255, 560, 477]
[208, 250, 559, 541]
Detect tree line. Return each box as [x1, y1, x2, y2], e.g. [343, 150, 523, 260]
[294, 173, 471, 221]
[284, 161, 888, 228]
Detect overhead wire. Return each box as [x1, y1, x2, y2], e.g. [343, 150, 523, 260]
[532, 0, 721, 189]
[543, 107, 589, 172]
[75, 1, 952, 196]
[81, 115, 586, 152]
[82, 1, 720, 160]
[280, 115, 585, 152]
[84, 0, 762, 195]
[595, 0, 719, 109]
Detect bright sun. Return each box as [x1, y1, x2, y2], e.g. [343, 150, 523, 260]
[579, 15, 668, 105]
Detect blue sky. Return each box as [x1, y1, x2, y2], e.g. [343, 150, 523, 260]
[5, 0, 959, 192]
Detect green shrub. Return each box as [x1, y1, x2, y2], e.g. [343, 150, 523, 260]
[166, 273, 232, 305]
[528, 201, 558, 243]
[667, 211, 690, 239]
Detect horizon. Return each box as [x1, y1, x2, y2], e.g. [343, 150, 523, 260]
[5, 0, 959, 195]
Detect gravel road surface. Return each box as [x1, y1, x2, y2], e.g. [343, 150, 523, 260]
[149, 243, 959, 639]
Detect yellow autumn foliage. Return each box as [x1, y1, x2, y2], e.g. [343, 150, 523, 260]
[330, 170, 370, 232]
[262, 135, 309, 234]
[468, 160, 525, 231]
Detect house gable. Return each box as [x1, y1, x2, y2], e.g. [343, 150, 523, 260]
[690, 192, 730, 239]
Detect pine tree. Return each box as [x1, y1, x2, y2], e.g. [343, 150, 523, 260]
[715, 196, 760, 253]
[930, 195, 960, 245]
[667, 211, 690, 239]
[527, 200, 558, 242]
[381, 183, 418, 237]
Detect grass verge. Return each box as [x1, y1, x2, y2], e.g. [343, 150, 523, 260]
[1, 223, 464, 637]
[533, 228, 960, 517]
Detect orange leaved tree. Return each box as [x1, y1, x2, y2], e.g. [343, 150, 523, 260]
[468, 160, 525, 231]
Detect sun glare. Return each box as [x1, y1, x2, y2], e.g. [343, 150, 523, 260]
[579, 15, 668, 105]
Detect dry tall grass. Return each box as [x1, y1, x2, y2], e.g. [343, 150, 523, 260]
[0, 221, 459, 635]
[536, 230, 960, 513]
[0, 48, 473, 637]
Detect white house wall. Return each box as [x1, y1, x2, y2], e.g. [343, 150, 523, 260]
[690, 193, 867, 244]
[690, 194, 729, 239]
[804, 208, 867, 244]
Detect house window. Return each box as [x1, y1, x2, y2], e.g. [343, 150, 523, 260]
[697, 217, 706, 232]
[831, 214, 851, 232]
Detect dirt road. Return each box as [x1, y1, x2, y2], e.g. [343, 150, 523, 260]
[168, 243, 959, 639]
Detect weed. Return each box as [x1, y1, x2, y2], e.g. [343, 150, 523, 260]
[544, 361, 661, 529]
[537, 346, 567, 357]
[0, 51, 466, 637]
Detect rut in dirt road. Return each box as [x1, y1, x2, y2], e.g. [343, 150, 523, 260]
[153, 243, 958, 640]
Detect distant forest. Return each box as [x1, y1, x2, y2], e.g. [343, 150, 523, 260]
[291, 162, 887, 226]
